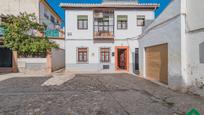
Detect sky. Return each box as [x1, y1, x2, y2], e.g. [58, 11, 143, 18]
[47, 0, 172, 25]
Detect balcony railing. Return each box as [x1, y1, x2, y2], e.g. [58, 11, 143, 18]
[44, 29, 59, 38]
[0, 27, 4, 38]
[94, 32, 114, 39]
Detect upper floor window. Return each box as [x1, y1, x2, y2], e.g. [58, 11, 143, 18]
[50, 15, 55, 24]
[77, 48, 88, 63]
[77, 15, 88, 30]
[137, 15, 145, 26]
[44, 9, 49, 20]
[117, 15, 128, 30]
[100, 48, 110, 63]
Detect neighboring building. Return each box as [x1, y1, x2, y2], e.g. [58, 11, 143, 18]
[139, 0, 204, 96]
[61, 0, 158, 73]
[0, 0, 64, 73]
[0, 0, 63, 38]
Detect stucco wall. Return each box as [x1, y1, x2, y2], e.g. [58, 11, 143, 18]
[66, 10, 93, 40]
[186, 0, 204, 31]
[65, 9, 154, 40]
[139, 0, 186, 90]
[139, 16, 183, 90]
[0, 0, 40, 22]
[51, 48, 65, 71]
[185, 28, 204, 96]
[65, 39, 138, 73]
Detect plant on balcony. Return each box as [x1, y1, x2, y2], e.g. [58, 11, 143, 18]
[1, 13, 58, 57]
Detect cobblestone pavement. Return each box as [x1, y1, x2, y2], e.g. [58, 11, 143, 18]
[0, 73, 204, 115]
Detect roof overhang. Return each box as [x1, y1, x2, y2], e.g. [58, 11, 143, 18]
[60, 3, 159, 10]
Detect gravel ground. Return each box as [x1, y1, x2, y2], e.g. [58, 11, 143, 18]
[0, 73, 204, 115]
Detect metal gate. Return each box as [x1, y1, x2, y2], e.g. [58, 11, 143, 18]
[0, 47, 12, 67]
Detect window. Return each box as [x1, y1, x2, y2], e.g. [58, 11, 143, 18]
[77, 15, 88, 30]
[117, 15, 128, 29]
[137, 15, 145, 26]
[77, 48, 88, 63]
[44, 9, 49, 20]
[100, 48, 110, 63]
[50, 15, 55, 24]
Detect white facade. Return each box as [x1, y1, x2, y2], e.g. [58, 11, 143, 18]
[139, 0, 204, 96]
[63, 2, 156, 73]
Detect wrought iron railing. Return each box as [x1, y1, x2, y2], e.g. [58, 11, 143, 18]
[44, 29, 59, 38]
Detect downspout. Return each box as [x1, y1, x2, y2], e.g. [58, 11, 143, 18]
[180, 0, 189, 91]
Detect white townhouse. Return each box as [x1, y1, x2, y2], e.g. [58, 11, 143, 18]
[61, 0, 158, 73]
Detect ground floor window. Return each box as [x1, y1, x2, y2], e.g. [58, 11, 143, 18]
[77, 48, 88, 63]
[100, 48, 110, 63]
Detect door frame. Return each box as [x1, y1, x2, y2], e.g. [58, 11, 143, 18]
[115, 46, 129, 71]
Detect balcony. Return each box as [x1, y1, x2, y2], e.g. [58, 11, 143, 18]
[94, 32, 114, 39]
[93, 10, 114, 40]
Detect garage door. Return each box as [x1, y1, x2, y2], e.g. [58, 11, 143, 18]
[145, 44, 168, 84]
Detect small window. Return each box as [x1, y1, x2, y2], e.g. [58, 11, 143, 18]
[50, 15, 55, 24]
[44, 9, 49, 20]
[77, 15, 88, 30]
[100, 48, 110, 63]
[117, 15, 128, 29]
[77, 48, 88, 63]
[137, 15, 145, 26]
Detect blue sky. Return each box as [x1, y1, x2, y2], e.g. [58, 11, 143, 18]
[47, 0, 171, 25]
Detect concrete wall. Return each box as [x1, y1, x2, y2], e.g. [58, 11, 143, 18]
[51, 48, 65, 71]
[186, 31, 204, 96]
[16, 48, 65, 73]
[0, 0, 40, 22]
[17, 58, 49, 73]
[139, 0, 185, 90]
[184, 0, 204, 96]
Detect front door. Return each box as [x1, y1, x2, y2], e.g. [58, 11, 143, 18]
[118, 49, 126, 69]
[115, 46, 129, 71]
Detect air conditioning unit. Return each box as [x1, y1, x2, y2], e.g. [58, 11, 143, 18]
[94, 13, 103, 18]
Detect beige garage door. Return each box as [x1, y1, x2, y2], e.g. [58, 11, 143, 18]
[145, 44, 168, 84]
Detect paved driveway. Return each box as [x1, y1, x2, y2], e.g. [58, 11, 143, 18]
[0, 73, 204, 115]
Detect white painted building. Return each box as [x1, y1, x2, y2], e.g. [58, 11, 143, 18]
[139, 0, 204, 96]
[61, 0, 158, 73]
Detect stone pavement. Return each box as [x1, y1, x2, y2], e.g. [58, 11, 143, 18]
[0, 73, 203, 115]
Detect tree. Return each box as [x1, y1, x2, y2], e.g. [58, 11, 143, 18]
[1, 13, 58, 57]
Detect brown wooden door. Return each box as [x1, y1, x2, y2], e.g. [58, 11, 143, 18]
[145, 44, 168, 84]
